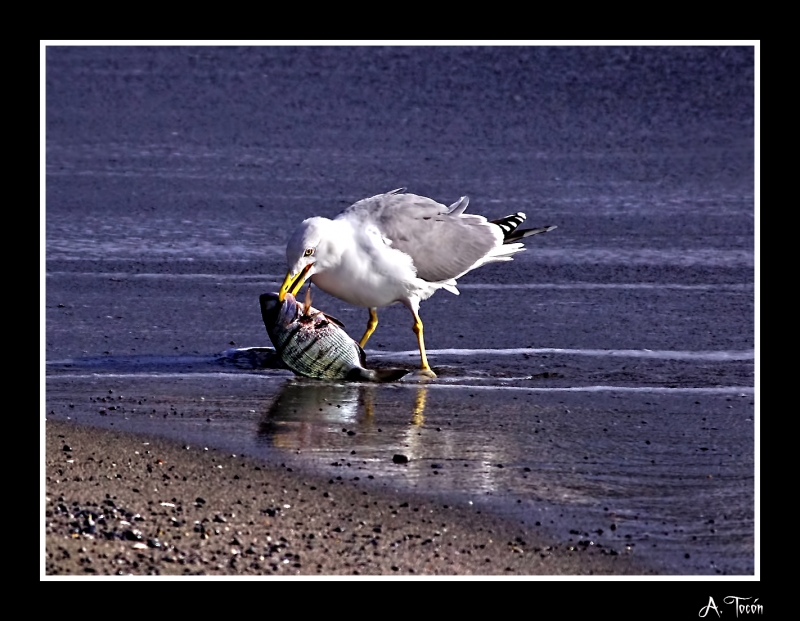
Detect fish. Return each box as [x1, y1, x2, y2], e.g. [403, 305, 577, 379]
[259, 291, 410, 382]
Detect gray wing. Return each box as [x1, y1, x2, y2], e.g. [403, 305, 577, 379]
[338, 192, 499, 282]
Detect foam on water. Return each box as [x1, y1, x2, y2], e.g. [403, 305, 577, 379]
[46, 345, 754, 370]
[367, 347, 755, 361]
[45, 371, 289, 380]
[420, 383, 755, 394]
[44, 372, 753, 394]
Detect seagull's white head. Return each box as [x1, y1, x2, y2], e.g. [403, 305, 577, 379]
[280, 217, 340, 301]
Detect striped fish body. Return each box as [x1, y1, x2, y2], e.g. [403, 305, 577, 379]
[259, 292, 408, 382]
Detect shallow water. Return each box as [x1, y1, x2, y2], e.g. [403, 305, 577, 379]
[44, 45, 755, 575]
[45, 365, 754, 575]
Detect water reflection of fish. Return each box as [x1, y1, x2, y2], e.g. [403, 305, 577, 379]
[259, 291, 409, 382]
[261, 381, 362, 425]
[257, 380, 427, 449]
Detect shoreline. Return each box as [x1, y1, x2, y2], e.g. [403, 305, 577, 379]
[44, 418, 652, 577]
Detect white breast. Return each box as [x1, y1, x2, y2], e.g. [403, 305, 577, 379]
[311, 224, 421, 308]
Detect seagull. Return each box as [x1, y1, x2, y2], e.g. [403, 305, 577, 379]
[279, 189, 556, 377]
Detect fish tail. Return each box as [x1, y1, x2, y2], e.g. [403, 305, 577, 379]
[373, 368, 411, 382]
[346, 367, 410, 382]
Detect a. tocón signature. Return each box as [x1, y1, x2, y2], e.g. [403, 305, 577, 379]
[699, 596, 762, 618]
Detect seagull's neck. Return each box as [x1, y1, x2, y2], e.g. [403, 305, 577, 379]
[314, 218, 353, 271]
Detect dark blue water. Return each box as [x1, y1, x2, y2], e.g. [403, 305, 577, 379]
[45, 45, 755, 575]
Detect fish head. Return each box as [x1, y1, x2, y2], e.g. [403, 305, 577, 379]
[260, 292, 302, 331]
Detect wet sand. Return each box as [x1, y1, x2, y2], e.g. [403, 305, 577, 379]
[45, 419, 652, 576]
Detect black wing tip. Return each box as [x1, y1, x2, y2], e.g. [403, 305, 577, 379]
[502, 224, 557, 244]
[491, 212, 529, 241]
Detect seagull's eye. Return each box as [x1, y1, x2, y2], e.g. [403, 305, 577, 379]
[304, 248, 315, 257]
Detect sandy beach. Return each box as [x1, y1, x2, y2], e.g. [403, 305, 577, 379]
[45, 419, 652, 576]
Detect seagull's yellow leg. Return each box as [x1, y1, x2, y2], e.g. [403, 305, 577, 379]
[359, 308, 379, 348]
[411, 311, 437, 378]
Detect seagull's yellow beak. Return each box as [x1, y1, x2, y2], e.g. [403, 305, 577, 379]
[278, 264, 313, 302]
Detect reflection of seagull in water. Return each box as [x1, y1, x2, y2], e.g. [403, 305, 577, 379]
[279, 189, 556, 377]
